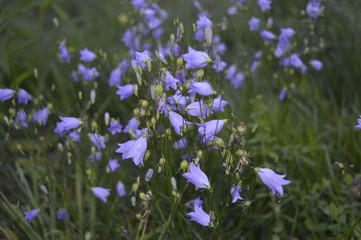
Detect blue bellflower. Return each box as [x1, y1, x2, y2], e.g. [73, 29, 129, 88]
[116, 84, 135, 100]
[355, 115, 361, 130]
[231, 184, 243, 203]
[116, 137, 147, 166]
[123, 117, 139, 133]
[58, 41, 71, 63]
[248, 17, 261, 31]
[57, 210, 67, 220]
[188, 81, 214, 96]
[116, 182, 127, 197]
[135, 50, 152, 70]
[258, 0, 272, 12]
[89, 133, 107, 150]
[169, 111, 192, 135]
[183, 47, 211, 69]
[257, 168, 291, 196]
[182, 162, 210, 189]
[187, 204, 211, 226]
[161, 71, 179, 91]
[0, 88, 14, 102]
[108, 120, 123, 135]
[260, 30, 276, 43]
[79, 48, 96, 62]
[310, 60, 323, 71]
[17, 89, 32, 104]
[91, 187, 111, 203]
[197, 119, 225, 141]
[24, 209, 39, 223]
[15, 110, 28, 128]
[211, 95, 228, 112]
[54, 116, 82, 137]
[33, 108, 50, 126]
[106, 159, 121, 173]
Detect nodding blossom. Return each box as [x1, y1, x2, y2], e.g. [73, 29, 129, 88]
[169, 111, 192, 135]
[0, 88, 14, 102]
[186, 100, 213, 119]
[57, 210, 67, 220]
[183, 47, 211, 69]
[15, 110, 28, 129]
[306, 0, 321, 19]
[257, 168, 291, 196]
[182, 162, 210, 189]
[17, 89, 32, 104]
[116, 136, 147, 166]
[135, 50, 152, 70]
[211, 95, 228, 112]
[116, 182, 127, 197]
[260, 30, 276, 43]
[91, 187, 111, 203]
[33, 108, 50, 126]
[279, 87, 288, 101]
[187, 204, 211, 226]
[116, 84, 135, 100]
[58, 41, 71, 63]
[89, 133, 107, 150]
[79, 48, 96, 62]
[310, 60, 323, 71]
[355, 115, 361, 130]
[248, 17, 261, 31]
[195, 13, 212, 42]
[108, 120, 123, 135]
[123, 117, 139, 133]
[188, 81, 214, 96]
[24, 209, 39, 223]
[106, 159, 121, 173]
[161, 71, 179, 91]
[197, 119, 225, 141]
[258, 0, 272, 12]
[54, 116, 82, 137]
[231, 184, 243, 203]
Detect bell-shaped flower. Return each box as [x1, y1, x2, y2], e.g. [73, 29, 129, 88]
[135, 50, 152, 70]
[258, 0, 272, 12]
[54, 116, 82, 136]
[89, 133, 107, 150]
[33, 108, 50, 126]
[167, 90, 190, 110]
[15, 110, 28, 129]
[79, 48, 96, 62]
[187, 204, 211, 226]
[182, 162, 210, 189]
[306, 0, 321, 19]
[169, 111, 192, 135]
[183, 47, 211, 69]
[57, 210, 67, 220]
[161, 71, 179, 91]
[188, 81, 214, 96]
[197, 119, 225, 141]
[116, 181, 127, 197]
[123, 117, 139, 133]
[108, 68, 122, 86]
[91, 187, 111, 203]
[211, 95, 228, 112]
[355, 115, 361, 129]
[24, 209, 39, 223]
[186, 100, 213, 119]
[108, 120, 123, 135]
[116, 137, 147, 166]
[58, 41, 71, 63]
[260, 30, 276, 43]
[248, 17, 261, 31]
[17, 89, 32, 104]
[257, 168, 291, 196]
[106, 159, 121, 173]
[230, 184, 243, 203]
[279, 88, 287, 101]
[116, 84, 135, 100]
[0, 88, 14, 102]
[310, 60, 323, 71]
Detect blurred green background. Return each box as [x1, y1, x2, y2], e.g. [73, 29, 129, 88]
[1, 0, 361, 239]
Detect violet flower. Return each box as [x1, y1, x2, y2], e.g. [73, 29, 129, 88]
[169, 111, 192, 135]
[108, 120, 123, 135]
[248, 17, 261, 31]
[310, 60, 323, 71]
[33, 108, 50, 126]
[183, 47, 211, 69]
[17, 89, 32, 104]
[260, 30, 276, 42]
[0, 88, 14, 102]
[24, 209, 39, 223]
[89, 133, 107, 150]
[187, 204, 211, 226]
[197, 119, 225, 141]
[15, 110, 28, 128]
[258, 0, 272, 12]
[186, 101, 213, 119]
[355, 115, 361, 130]
[57, 210, 67, 220]
[106, 159, 121, 173]
[58, 41, 71, 63]
[135, 50, 152, 70]
[230, 184, 243, 203]
[279, 88, 287, 101]
[91, 187, 111, 203]
[188, 81, 214, 96]
[257, 168, 291, 196]
[161, 71, 179, 91]
[116, 182, 127, 197]
[116, 84, 135, 100]
[54, 116, 82, 136]
[79, 48, 96, 62]
[116, 137, 147, 166]
[108, 68, 122, 86]
[182, 162, 210, 189]
[306, 0, 321, 19]
[123, 117, 139, 133]
[211, 95, 228, 112]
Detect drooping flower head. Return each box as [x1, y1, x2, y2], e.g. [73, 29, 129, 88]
[108, 119, 123, 135]
[310, 60, 323, 71]
[89, 133, 107, 150]
[258, 0, 272, 12]
[0, 88, 14, 102]
[116, 136, 147, 166]
[33, 108, 50, 126]
[306, 0, 321, 19]
[260, 30, 276, 43]
[197, 119, 225, 141]
[91, 187, 111, 203]
[116, 181, 127, 197]
[183, 47, 211, 69]
[15, 110, 28, 129]
[135, 50, 153, 70]
[188, 81, 214, 96]
[257, 168, 291, 196]
[54, 116, 82, 137]
[182, 162, 210, 189]
[230, 184, 243, 203]
[17, 89, 32, 105]
[106, 159, 121, 173]
[187, 204, 211, 226]
[58, 41, 71, 63]
[79, 48, 96, 62]
[169, 111, 192, 135]
[248, 17, 261, 31]
[57, 210, 67, 220]
[24, 209, 39, 223]
[116, 84, 135, 100]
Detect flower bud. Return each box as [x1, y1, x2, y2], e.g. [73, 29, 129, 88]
[159, 157, 166, 166]
[104, 112, 110, 126]
[131, 196, 136, 207]
[180, 160, 188, 171]
[139, 192, 146, 200]
[132, 183, 139, 193]
[90, 90, 96, 104]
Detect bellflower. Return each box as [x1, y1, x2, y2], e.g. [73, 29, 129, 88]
[24, 209, 39, 223]
[227, 6, 238, 15]
[306, 0, 321, 19]
[195, 13, 212, 42]
[145, 168, 154, 182]
[231, 184, 243, 203]
[231, 72, 245, 89]
[116, 137, 147, 166]
[0, 88, 14, 102]
[197, 119, 225, 141]
[275, 28, 295, 57]
[116, 181, 126, 197]
[169, 111, 192, 135]
[108, 68, 122, 86]
[183, 162, 210, 189]
[123, 117, 139, 133]
[116, 84, 135, 100]
[91, 187, 111, 203]
[279, 87, 287, 101]
[258, 0, 272, 12]
[173, 137, 187, 149]
[68, 130, 81, 143]
[106, 159, 121, 173]
[54, 116, 82, 136]
[183, 47, 211, 69]
[89, 151, 102, 162]
[187, 204, 211, 226]
[289, 53, 304, 69]
[260, 30, 276, 42]
[193, 197, 204, 207]
[79, 48, 96, 62]
[161, 71, 179, 91]
[257, 168, 291, 196]
[310, 60, 323, 71]
[15, 110, 28, 128]
[167, 90, 190, 110]
[78, 64, 99, 81]
[186, 101, 213, 119]
[225, 65, 237, 80]
[58, 41, 71, 63]
[108, 120, 122, 135]
[211, 95, 228, 112]
[57, 210, 67, 220]
[89, 133, 107, 150]
[188, 81, 214, 96]
[17, 89, 32, 104]
[248, 17, 261, 31]
[135, 50, 152, 70]
[212, 57, 227, 73]
[33, 108, 50, 126]
[355, 115, 361, 129]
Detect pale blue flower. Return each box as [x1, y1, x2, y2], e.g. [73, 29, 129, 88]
[260, 30, 276, 42]
[108, 120, 123, 135]
[355, 115, 361, 130]
[188, 81, 214, 96]
[306, 0, 321, 19]
[145, 168, 154, 181]
[187, 204, 211, 226]
[183, 47, 211, 69]
[0, 88, 14, 102]
[15, 110, 28, 128]
[248, 17, 261, 31]
[123, 117, 139, 133]
[24, 209, 39, 223]
[231, 184, 243, 203]
[135, 50, 152, 70]
[91, 187, 111, 203]
[258, 0, 272, 12]
[79, 48, 96, 62]
[57, 210, 67, 220]
[58, 41, 71, 63]
[17, 89, 32, 104]
[211, 95, 228, 112]
[310, 60, 323, 71]
[169, 111, 192, 135]
[197, 119, 225, 141]
[182, 162, 210, 189]
[257, 168, 291, 196]
[116, 84, 135, 100]
[106, 159, 120, 173]
[186, 100, 213, 119]
[89, 133, 107, 150]
[33, 108, 50, 126]
[161, 71, 179, 91]
[279, 88, 287, 101]
[116, 137, 147, 166]
[116, 182, 127, 197]
[54, 116, 81, 136]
